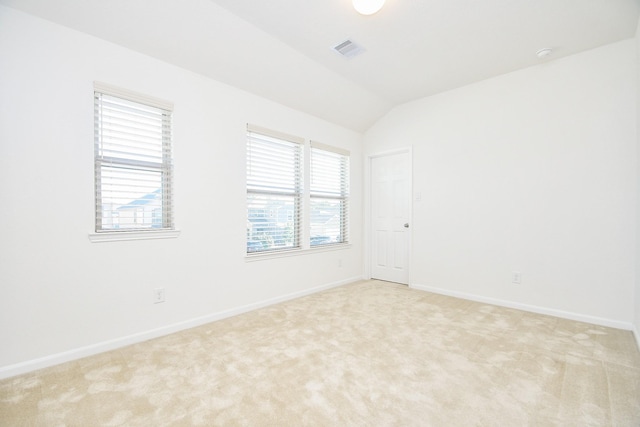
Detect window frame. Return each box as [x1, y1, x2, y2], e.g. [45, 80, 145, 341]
[245, 124, 350, 258]
[309, 141, 350, 248]
[246, 125, 304, 254]
[89, 82, 179, 243]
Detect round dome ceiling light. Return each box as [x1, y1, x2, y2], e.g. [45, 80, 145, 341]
[353, 0, 386, 15]
[536, 48, 553, 59]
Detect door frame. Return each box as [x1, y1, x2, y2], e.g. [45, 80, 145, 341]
[364, 147, 413, 285]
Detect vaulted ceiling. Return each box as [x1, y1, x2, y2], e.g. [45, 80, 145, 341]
[1, 0, 638, 131]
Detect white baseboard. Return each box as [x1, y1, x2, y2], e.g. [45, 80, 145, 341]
[0, 276, 363, 380]
[410, 283, 634, 331]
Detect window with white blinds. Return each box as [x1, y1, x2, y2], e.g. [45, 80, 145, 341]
[94, 83, 174, 233]
[246, 125, 350, 255]
[310, 142, 349, 246]
[246, 125, 303, 253]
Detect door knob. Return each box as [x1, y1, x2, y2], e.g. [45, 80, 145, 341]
[404, 223, 409, 228]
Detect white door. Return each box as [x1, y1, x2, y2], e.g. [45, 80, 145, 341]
[371, 151, 411, 284]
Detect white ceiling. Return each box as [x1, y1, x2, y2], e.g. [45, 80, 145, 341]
[1, 0, 638, 131]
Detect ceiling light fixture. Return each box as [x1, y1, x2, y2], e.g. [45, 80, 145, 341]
[352, 0, 385, 15]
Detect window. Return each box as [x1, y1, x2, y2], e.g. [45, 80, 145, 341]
[94, 83, 174, 234]
[246, 125, 303, 253]
[246, 125, 349, 255]
[310, 142, 349, 246]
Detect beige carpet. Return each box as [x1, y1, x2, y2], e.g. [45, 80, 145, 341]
[1, 280, 640, 426]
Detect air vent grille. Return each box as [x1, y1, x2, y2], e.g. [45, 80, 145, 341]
[332, 39, 365, 59]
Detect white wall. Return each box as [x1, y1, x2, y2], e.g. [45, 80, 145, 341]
[0, 7, 363, 376]
[365, 39, 637, 328]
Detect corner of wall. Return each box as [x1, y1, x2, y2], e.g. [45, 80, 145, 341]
[635, 15, 640, 350]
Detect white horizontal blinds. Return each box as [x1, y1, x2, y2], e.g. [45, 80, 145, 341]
[246, 125, 303, 253]
[310, 141, 349, 246]
[94, 85, 173, 232]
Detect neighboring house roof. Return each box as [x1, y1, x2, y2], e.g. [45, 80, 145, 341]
[313, 211, 338, 225]
[117, 189, 161, 210]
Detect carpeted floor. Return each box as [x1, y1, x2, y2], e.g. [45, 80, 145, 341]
[1, 280, 639, 426]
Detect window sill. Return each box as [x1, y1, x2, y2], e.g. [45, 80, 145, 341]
[88, 230, 181, 243]
[245, 243, 351, 262]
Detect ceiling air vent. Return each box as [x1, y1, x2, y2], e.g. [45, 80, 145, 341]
[332, 39, 365, 59]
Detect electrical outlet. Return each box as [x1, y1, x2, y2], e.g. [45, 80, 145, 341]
[512, 272, 522, 284]
[338, 259, 343, 268]
[153, 288, 166, 304]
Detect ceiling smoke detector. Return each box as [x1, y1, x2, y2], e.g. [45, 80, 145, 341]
[536, 48, 553, 59]
[332, 39, 365, 59]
